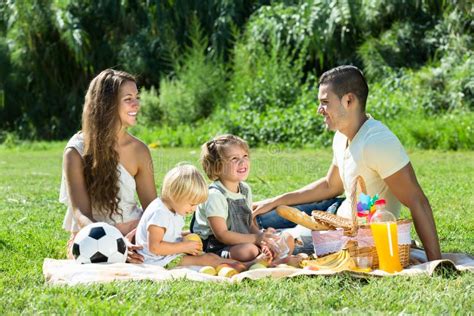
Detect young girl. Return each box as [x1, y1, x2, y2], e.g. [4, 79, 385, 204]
[136, 164, 257, 269]
[191, 134, 295, 262]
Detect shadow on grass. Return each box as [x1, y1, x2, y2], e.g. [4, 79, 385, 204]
[0, 238, 13, 251]
[432, 261, 462, 279]
[281, 273, 371, 287]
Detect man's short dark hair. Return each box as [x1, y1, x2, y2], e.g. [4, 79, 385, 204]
[319, 65, 369, 111]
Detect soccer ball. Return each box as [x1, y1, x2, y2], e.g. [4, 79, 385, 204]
[72, 222, 128, 264]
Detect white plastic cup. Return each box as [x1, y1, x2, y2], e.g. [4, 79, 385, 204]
[355, 256, 373, 269]
[269, 233, 290, 260]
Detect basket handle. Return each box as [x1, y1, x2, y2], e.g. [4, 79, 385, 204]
[348, 175, 367, 236]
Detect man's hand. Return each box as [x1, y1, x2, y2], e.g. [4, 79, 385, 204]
[124, 228, 144, 264]
[252, 164, 344, 220]
[252, 198, 276, 217]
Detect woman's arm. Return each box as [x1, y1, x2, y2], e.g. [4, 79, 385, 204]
[116, 141, 157, 236]
[134, 142, 158, 211]
[63, 148, 94, 228]
[148, 225, 201, 256]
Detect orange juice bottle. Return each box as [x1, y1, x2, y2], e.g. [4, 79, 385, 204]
[370, 200, 402, 273]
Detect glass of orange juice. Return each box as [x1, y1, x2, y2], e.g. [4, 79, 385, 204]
[370, 200, 402, 273]
[370, 222, 402, 273]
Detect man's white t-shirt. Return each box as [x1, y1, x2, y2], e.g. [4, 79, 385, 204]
[333, 118, 410, 219]
[136, 198, 184, 266]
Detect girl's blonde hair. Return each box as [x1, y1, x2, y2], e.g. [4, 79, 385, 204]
[200, 134, 249, 181]
[161, 164, 208, 204]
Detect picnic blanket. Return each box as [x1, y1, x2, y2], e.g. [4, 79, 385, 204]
[43, 249, 473, 285]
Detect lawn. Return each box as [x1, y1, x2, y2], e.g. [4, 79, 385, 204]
[0, 145, 473, 314]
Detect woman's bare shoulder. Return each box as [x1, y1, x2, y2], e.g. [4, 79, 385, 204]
[126, 133, 151, 159]
[63, 147, 84, 174]
[64, 147, 83, 163]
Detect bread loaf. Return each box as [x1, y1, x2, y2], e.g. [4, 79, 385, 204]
[276, 206, 332, 230]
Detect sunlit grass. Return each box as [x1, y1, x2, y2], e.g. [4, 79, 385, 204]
[0, 146, 472, 314]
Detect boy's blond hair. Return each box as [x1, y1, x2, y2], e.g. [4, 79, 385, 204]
[161, 164, 208, 204]
[200, 134, 249, 181]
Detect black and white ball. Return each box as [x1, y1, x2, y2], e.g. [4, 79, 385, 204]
[72, 222, 127, 264]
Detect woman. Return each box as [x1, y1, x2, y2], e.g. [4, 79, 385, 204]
[60, 69, 157, 263]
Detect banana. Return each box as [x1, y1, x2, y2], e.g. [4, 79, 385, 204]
[322, 250, 347, 269]
[346, 257, 357, 270]
[314, 250, 343, 265]
[334, 250, 357, 271]
[301, 249, 356, 272]
[330, 250, 350, 271]
[301, 251, 339, 269]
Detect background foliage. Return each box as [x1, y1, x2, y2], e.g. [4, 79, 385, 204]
[0, 0, 473, 149]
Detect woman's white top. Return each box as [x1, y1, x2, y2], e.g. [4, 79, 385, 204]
[59, 133, 143, 232]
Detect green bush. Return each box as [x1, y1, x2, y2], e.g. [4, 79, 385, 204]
[135, 0, 473, 151]
[366, 54, 473, 119]
[139, 87, 162, 126]
[224, 83, 330, 147]
[0, 131, 21, 148]
[230, 34, 305, 111]
[144, 21, 227, 127]
[3, 0, 472, 146]
[388, 112, 474, 150]
[357, 20, 434, 81]
[218, 28, 326, 147]
[131, 118, 227, 148]
[244, 1, 363, 72]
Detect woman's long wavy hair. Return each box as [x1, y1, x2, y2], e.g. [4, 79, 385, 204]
[81, 69, 136, 221]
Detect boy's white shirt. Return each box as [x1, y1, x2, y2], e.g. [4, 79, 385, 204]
[333, 118, 410, 219]
[193, 180, 252, 240]
[136, 197, 184, 266]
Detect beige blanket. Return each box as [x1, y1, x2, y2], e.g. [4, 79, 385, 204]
[43, 249, 473, 286]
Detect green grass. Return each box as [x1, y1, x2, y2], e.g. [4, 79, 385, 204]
[0, 145, 473, 314]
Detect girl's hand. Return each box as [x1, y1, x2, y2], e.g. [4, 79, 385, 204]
[256, 230, 277, 246]
[264, 227, 277, 234]
[260, 245, 274, 262]
[124, 228, 144, 264]
[182, 241, 202, 256]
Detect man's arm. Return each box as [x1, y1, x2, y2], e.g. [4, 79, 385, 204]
[384, 163, 442, 261]
[252, 164, 344, 216]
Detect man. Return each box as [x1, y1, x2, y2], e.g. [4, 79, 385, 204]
[253, 65, 441, 261]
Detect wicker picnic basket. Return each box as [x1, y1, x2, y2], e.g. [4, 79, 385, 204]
[311, 176, 411, 269]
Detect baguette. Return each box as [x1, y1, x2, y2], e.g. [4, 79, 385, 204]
[276, 206, 332, 231]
